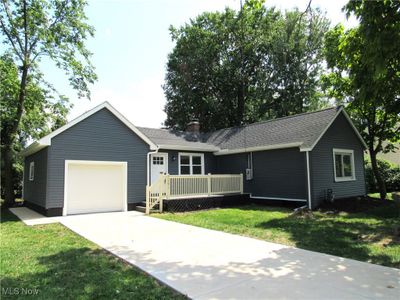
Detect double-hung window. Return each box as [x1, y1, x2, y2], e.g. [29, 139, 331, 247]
[333, 149, 355, 182]
[179, 153, 204, 175]
[29, 162, 35, 181]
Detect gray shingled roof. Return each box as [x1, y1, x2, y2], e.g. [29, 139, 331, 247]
[204, 107, 339, 150]
[138, 107, 340, 152]
[137, 127, 219, 151]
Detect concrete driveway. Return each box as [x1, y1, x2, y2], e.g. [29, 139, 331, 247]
[55, 211, 399, 300]
[10, 208, 399, 299]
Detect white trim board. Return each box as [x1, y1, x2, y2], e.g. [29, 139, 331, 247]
[158, 144, 219, 152]
[63, 160, 128, 216]
[22, 101, 157, 156]
[214, 142, 303, 156]
[250, 195, 307, 202]
[306, 151, 312, 209]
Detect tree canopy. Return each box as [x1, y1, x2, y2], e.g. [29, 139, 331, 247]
[163, 0, 330, 131]
[0, 0, 96, 204]
[0, 54, 71, 197]
[323, 0, 400, 199]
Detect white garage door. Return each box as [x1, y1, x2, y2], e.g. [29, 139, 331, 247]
[64, 161, 127, 215]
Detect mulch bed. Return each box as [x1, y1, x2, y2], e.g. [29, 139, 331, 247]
[320, 196, 395, 213]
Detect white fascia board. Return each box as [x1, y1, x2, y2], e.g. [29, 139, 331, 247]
[158, 144, 219, 152]
[21, 141, 50, 157]
[22, 101, 158, 157]
[301, 107, 367, 152]
[214, 142, 303, 156]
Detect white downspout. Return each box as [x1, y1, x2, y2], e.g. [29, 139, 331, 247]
[147, 147, 159, 186]
[306, 151, 312, 210]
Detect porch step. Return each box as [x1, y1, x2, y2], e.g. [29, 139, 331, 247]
[135, 201, 159, 213]
[135, 206, 146, 213]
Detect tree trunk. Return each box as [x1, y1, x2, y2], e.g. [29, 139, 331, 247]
[2, 144, 15, 207]
[369, 148, 387, 200]
[2, 63, 29, 206]
[236, 82, 245, 125]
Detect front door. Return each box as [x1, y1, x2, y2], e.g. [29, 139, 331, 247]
[151, 153, 168, 184]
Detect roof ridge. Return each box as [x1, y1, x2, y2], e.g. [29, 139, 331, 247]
[138, 106, 338, 134]
[208, 106, 338, 135]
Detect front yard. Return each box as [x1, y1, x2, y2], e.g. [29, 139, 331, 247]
[0, 210, 185, 299]
[155, 198, 400, 269]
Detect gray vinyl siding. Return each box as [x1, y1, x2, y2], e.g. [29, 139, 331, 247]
[216, 148, 308, 200]
[160, 150, 216, 175]
[46, 108, 150, 208]
[310, 113, 366, 208]
[23, 148, 48, 208]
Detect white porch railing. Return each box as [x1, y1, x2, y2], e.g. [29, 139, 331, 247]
[146, 174, 243, 214]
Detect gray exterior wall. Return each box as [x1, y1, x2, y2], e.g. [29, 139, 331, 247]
[23, 148, 48, 207]
[46, 108, 150, 208]
[159, 150, 216, 175]
[216, 148, 308, 200]
[310, 113, 366, 208]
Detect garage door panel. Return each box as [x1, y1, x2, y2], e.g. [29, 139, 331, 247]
[65, 162, 126, 215]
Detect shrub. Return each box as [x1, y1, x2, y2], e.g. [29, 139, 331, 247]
[365, 158, 400, 193]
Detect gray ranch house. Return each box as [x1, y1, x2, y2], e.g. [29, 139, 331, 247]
[22, 102, 367, 216]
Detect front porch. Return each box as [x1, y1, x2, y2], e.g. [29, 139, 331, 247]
[145, 174, 244, 214]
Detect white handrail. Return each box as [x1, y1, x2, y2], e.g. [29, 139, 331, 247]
[146, 174, 243, 214]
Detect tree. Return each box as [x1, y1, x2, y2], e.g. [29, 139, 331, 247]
[0, 0, 97, 206]
[0, 55, 71, 199]
[163, 0, 329, 131]
[323, 0, 400, 200]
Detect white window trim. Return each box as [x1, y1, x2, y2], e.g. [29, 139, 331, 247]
[333, 148, 356, 182]
[29, 162, 35, 181]
[178, 152, 205, 175]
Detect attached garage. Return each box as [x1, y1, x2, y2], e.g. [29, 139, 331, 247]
[64, 160, 128, 215]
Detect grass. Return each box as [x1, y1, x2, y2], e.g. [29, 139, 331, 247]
[368, 193, 394, 200]
[155, 202, 400, 269]
[0, 209, 186, 300]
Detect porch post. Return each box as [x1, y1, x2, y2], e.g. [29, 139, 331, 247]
[240, 173, 244, 194]
[207, 173, 211, 196]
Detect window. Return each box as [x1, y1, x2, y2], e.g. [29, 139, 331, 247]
[179, 153, 204, 175]
[333, 149, 355, 182]
[29, 162, 35, 181]
[152, 156, 164, 165]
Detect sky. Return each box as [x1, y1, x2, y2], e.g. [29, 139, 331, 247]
[41, 0, 358, 128]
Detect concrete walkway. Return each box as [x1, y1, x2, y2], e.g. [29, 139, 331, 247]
[10, 208, 400, 299]
[9, 207, 61, 225]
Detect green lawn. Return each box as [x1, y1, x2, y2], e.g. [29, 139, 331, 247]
[368, 192, 396, 201]
[0, 209, 185, 300]
[155, 203, 400, 269]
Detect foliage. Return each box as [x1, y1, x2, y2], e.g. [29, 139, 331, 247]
[323, 0, 400, 199]
[0, 210, 185, 299]
[163, 0, 330, 131]
[0, 0, 97, 99]
[365, 159, 400, 193]
[156, 204, 400, 268]
[0, 55, 71, 197]
[0, 0, 97, 204]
